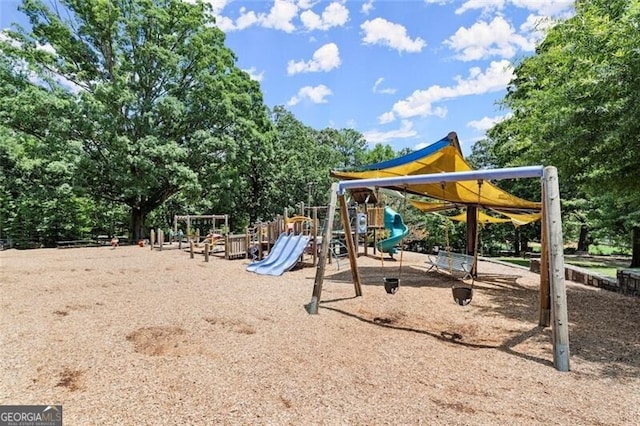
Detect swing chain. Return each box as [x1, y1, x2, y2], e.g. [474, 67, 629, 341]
[473, 179, 483, 278]
[441, 181, 454, 274]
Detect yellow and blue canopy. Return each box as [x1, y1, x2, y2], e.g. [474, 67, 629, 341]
[331, 133, 541, 212]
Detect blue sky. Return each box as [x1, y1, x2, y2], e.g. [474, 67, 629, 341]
[0, 0, 575, 154]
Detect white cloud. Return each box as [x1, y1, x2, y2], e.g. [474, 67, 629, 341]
[300, 2, 349, 31]
[287, 42, 341, 75]
[217, 0, 298, 33]
[363, 120, 417, 144]
[378, 111, 395, 124]
[361, 0, 374, 15]
[511, 0, 574, 17]
[213, 15, 236, 32]
[234, 7, 260, 30]
[455, 0, 505, 15]
[361, 18, 426, 53]
[454, 0, 573, 17]
[445, 16, 532, 61]
[296, 0, 316, 9]
[520, 14, 559, 46]
[467, 113, 510, 132]
[287, 84, 332, 106]
[260, 0, 299, 32]
[372, 77, 396, 95]
[382, 60, 514, 122]
[244, 67, 264, 82]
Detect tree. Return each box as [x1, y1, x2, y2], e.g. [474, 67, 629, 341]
[268, 106, 343, 212]
[0, 127, 96, 247]
[316, 127, 367, 170]
[491, 0, 640, 265]
[360, 142, 396, 165]
[0, 0, 271, 240]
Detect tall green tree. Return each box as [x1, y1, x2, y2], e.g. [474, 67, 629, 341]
[0, 0, 271, 240]
[316, 127, 368, 169]
[491, 0, 640, 265]
[268, 106, 340, 211]
[0, 127, 96, 246]
[360, 142, 396, 165]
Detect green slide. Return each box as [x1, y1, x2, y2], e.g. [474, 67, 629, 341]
[377, 206, 408, 255]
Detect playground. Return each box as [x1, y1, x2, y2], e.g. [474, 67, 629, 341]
[1, 245, 638, 424]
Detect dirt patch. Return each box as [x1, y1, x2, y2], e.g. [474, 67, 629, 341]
[56, 367, 84, 391]
[126, 326, 193, 356]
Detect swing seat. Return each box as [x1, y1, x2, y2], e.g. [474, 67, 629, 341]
[452, 285, 473, 306]
[425, 251, 473, 280]
[383, 277, 399, 294]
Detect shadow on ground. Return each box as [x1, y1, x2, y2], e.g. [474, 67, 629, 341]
[319, 263, 640, 377]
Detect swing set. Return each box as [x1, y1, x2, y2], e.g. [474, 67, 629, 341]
[375, 179, 484, 304]
[306, 164, 571, 372]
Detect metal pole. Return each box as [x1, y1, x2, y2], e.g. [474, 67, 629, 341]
[337, 166, 544, 194]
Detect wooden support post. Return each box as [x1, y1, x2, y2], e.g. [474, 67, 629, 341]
[539, 188, 551, 327]
[173, 216, 177, 242]
[543, 166, 570, 372]
[195, 228, 200, 246]
[150, 229, 155, 251]
[364, 203, 369, 257]
[204, 242, 209, 262]
[353, 207, 359, 258]
[339, 194, 362, 297]
[189, 241, 194, 259]
[306, 183, 339, 314]
[158, 229, 163, 252]
[312, 207, 318, 266]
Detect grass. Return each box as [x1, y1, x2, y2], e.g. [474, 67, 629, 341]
[526, 242, 631, 256]
[496, 257, 620, 278]
[496, 257, 530, 268]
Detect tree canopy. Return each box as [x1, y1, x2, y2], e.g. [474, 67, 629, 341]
[487, 0, 640, 264]
[0, 0, 272, 241]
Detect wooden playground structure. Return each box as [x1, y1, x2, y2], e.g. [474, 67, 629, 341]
[148, 209, 330, 268]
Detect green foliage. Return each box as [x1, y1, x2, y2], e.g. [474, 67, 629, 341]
[481, 1, 640, 262]
[360, 143, 396, 165]
[0, 127, 95, 246]
[0, 1, 417, 245]
[0, 0, 272, 240]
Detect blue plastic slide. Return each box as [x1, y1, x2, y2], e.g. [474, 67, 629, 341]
[377, 206, 409, 255]
[250, 234, 311, 276]
[246, 233, 289, 272]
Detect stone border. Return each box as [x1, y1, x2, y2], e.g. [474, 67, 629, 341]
[529, 259, 638, 297]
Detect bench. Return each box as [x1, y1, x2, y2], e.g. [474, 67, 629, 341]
[56, 239, 95, 248]
[425, 251, 474, 280]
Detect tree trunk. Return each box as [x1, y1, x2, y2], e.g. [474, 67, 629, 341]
[631, 226, 640, 268]
[131, 206, 147, 243]
[513, 227, 521, 255]
[577, 224, 589, 253]
[520, 235, 529, 256]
